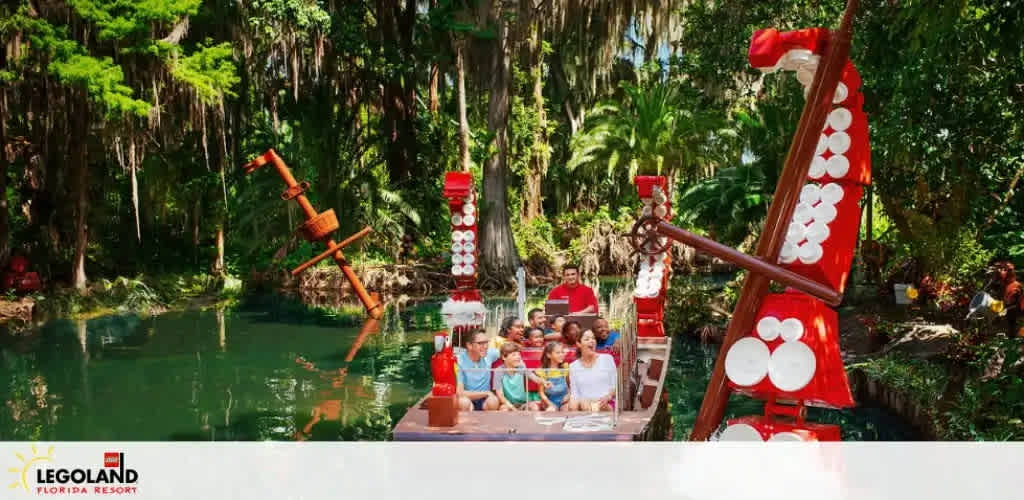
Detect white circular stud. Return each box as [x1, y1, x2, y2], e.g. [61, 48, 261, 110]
[768, 341, 817, 392]
[800, 184, 821, 205]
[756, 316, 781, 342]
[462, 214, 475, 226]
[463, 254, 475, 265]
[793, 202, 814, 224]
[719, 423, 764, 442]
[828, 131, 851, 155]
[805, 221, 830, 244]
[798, 242, 824, 264]
[820, 183, 844, 205]
[452, 254, 464, 265]
[786, 222, 808, 244]
[809, 156, 827, 179]
[463, 204, 475, 215]
[725, 337, 771, 387]
[779, 242, 798, 264]
[780, 318, 805, 342]
[813, 203, 838, 223]
[452, 265, 462, 276]
[451, 242, 463, 253]
[825, 155, 850, 178]
[815, 134, 829, 156]
[463, 242, 476, 253]
[451, 214, 463, 226]
[833, 82, 848, 104]
[828, 108, 853, 131]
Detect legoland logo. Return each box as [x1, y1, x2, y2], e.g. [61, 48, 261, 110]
[8, 446, 138, 495]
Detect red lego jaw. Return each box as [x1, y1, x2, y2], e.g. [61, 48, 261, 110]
[748, 27, 830, 71]
[749, 28, 784, 69]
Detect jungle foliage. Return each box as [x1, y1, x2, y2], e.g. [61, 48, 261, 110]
[0, 0, 1021, 295]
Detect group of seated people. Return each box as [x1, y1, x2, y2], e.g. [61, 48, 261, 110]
[456, 309, 621, 413]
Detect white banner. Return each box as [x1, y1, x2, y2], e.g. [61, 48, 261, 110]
[2, 442, 1020, 500]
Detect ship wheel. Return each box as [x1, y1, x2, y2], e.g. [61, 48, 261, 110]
[629, 215, 671, 256]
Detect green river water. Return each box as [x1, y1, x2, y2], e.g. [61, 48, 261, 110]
[1, 283, 919, 441]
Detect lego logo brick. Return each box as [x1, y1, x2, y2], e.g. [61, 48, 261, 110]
[104, 452, 120, 468]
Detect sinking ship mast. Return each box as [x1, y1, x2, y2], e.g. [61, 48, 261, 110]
[630, 0, 866, 441]
[243, 149, 385, 319]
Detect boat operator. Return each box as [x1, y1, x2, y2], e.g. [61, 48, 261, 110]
[547, 264, 598, 314]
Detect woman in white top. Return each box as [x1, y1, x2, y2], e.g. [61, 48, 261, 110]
[568, 330, 617, 411]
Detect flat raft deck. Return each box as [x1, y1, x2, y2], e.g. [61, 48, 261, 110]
[393, 337, 672, 441]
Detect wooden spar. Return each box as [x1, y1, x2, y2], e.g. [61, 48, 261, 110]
[243, 149, 385, 319]
[649, 221, 842, 306]
[292, 227, 373, 276]
[684, 0, 861, 441]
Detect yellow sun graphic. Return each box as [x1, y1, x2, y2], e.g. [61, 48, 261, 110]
[8, 445, 54, 492]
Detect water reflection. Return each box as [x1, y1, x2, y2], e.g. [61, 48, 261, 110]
[294, 318, 380, 441]
[0, 300, 433, 441]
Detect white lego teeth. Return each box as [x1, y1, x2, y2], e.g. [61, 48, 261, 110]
[825, 154, 849, 178]
[828, 131, 851, 155]
[828, 107, 853, 131]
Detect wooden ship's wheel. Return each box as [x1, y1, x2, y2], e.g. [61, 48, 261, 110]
[629, 215, 672, 257]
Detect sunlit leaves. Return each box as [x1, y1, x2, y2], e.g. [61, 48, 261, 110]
[168, 42, 240, 103]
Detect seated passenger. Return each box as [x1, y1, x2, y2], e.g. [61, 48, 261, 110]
[534, 342, 572, 411]
[528, 308, 547, 330]
[489, 316, 525, 349]
[493, 343, 541, 411]
[525, 327, 546, 348]
[545, 315, 566, 342]
[562, 321, 583, 349]
[568, 330, 616, 412]
[592, 317, 620, 351]
[457, 330, 500, 411]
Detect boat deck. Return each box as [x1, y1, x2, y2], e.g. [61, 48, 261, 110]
[393, 400, 662, 441]
[393, 337, 673, 441]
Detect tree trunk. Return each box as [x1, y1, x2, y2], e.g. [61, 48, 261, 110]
[214, 223, 225, 275]
[192, 199, 201, 247]
[456, 43, 471, 172]
[551, 52, 582, 135]
[0, 88, 9, 264]
[479, 0, 520, 285]
[71, 94, 90, 291]
[429, 62, 440, 115]
[524, 18, 547, 221]
[377, 0, 418, 182]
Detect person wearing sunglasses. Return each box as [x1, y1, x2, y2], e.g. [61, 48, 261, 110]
[457, 330, 500, 411]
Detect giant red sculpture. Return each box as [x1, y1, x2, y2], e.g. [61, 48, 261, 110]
[630, 0, 865, 441]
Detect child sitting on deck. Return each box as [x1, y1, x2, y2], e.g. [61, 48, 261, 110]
[533, 342, 572, 411]
[493, 343, 542, 411]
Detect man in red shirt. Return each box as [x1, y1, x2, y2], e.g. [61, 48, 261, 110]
[547, 265, 598, 314]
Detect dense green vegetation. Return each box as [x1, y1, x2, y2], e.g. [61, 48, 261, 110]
[1, 0, 1022, 292]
